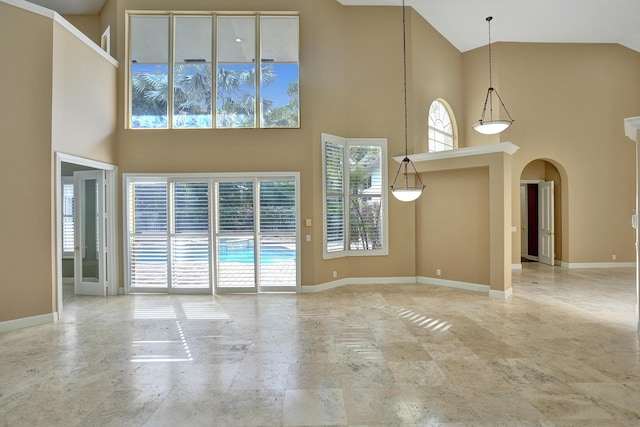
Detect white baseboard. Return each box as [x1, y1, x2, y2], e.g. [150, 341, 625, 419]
[512, 263, 523, 270]
[63, 277, 74, 285]
[560, 261, 636, 269]
[301, 277, 415, 293]
[490, 287, 513, 300]
[417, 276, 490, 293]
[303, 275, 514, 299]
[0, 312, 56, 333]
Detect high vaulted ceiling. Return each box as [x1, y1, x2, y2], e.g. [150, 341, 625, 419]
[27, 0, 640, 53]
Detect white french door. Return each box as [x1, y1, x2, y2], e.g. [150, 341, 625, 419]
[126, 174, 299, 294]
[74, 170, 107, 296]
[539, 181, 555, 266]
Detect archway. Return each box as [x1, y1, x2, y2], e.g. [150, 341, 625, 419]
[519, 159, 565, 266]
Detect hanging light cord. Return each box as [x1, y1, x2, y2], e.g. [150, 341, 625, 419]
[402, 0, 409, 157]
[487, 16, 493, 90]
[477, 16, 514, 126]
[390, 0, 424, 191]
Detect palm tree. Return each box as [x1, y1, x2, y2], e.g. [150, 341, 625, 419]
[131, 62, 297, 128]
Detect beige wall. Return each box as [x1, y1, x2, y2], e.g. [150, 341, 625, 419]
[52, 22, 117, 162]
[0, 2, 118, 323]
[463, 42, 640, 265]
[111, 0, 466, 285]
[0, 4, 54, 322]
[416, 167, 490, 283]
[63, 15, 100, 44]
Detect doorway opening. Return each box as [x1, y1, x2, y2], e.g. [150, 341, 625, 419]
[520, 159, 564, 267]
[56, 153, 118, 319]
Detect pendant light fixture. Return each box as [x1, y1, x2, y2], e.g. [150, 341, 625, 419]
[473, 16, 514, 135]
[390, 0, 425, 202]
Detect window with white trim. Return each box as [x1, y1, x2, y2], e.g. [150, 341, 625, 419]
[128, 13, 299, 129]
[62, 177, 75, 258]
[428, 99, 456, 152]
[322, 133, 388, 258]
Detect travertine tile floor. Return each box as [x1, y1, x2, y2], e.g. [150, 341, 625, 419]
[1, 263, 639, 426]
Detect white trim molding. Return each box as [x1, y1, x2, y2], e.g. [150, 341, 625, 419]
[624, 116, 640, 141]
[393, 141, 520, 164]
[0, 313, 57, 333]
[302, 277, 415, 293]
[304, 275, 514, 299]
[512, 263, 523, 270]
[490, 287, 513, 300]
[417, 276, 491, 294]
[560, 261, 636, 269]
[1, 0, 119, 67]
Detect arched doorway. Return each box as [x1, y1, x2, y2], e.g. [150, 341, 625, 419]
[520, 159, 564, 266]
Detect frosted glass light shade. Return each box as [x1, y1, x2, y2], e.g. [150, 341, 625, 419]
[472, 120, 512, 135]
[390, 187, 424, 202]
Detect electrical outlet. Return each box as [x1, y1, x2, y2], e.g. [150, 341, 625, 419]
[436, 269, 441, 276]
[612, 254, 617, 260]
[333, 271, 337, 278]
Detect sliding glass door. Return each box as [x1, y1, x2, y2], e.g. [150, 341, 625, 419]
[128, 178, 211, 293]
[126, 174, 299, 294]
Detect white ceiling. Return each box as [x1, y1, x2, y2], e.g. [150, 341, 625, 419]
[26, 0, 640, 53]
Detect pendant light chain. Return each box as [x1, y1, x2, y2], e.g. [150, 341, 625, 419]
[472, 16, 515, 135]
[487, 16, 493, 89]
[389, 0, 425, 202]
[402, 0, 409, 157]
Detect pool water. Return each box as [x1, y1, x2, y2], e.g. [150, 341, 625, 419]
[135, 246, 295, 264]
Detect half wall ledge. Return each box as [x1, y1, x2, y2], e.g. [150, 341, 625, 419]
[395, 142, 520, 298]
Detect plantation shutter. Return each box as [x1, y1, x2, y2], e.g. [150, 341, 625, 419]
[171, 181, 210, 289]
[324, 139, 345, 253]
[129, 181, 168, 288]
[62, 180, 75, 256]
[259, 179, 297, 287]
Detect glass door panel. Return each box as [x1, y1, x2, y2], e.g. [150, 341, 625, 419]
[217, 236, 255, 288]
[170, 181, 211, 291]
[258, 179, 297, 290]
[215, 181, 256, 292]
[73, 170, 106, 296]
[128, 181, 169, 290]
[259, 235, 296, 287]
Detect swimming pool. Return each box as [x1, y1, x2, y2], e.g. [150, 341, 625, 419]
[133, 245, 296, 264]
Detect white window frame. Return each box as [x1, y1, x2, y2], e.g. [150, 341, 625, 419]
[428, 98, 457, 152]
[123, 172, 300, 294]
[126, 12, 300, 130]
[322, 133, 388, 259]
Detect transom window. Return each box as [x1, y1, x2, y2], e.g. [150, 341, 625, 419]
[322, 133, 388, 258]
[428, 99, 456, 152]
[128, 13, 299, 129]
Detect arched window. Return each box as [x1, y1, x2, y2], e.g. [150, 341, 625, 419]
[428, 99, 456, 152]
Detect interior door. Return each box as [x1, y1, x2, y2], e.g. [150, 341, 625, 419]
[539, 181, 555, 266]
[74, 170, 106, 296]
[520, 184, 528, 257]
